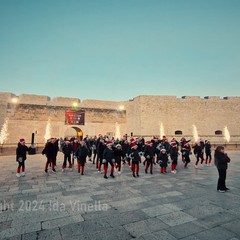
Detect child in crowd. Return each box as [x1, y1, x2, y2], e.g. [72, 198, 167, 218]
[130, 143, 141, 177]
[158, 148, 169, 173]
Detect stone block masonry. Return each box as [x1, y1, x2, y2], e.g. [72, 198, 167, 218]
[0, 92, 240, 144]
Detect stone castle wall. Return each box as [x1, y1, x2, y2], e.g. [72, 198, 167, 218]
[0, 92, 240, 145]
[126, 95, 240, 143]
[0, 93, 126, 144]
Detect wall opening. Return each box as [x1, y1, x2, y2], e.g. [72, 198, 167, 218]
[215, 130, 223, 135]
[175, 130, 183, 135]
[64, 127, 83, 140]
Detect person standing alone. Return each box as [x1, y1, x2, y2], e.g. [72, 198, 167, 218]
[214, 146, 231, 193]
[16, 138, 29, 177]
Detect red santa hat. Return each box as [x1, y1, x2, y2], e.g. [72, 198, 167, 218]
[65, 140, 70, 144]
[130, 138, 135, 143]
[19, 138, 25, 143]
[162, 136, 168, 142]
[153, 136, 158, 140]
[74, 137, 78, 142]
[171, 142, 177, 148]
[131, 143, 137, 149]
[47, 137, 55, 142]
[170, 138, 177, 146]
[116, 144, 121, 148]
[106, 141, 112, 146]
[161, 148, 167, 152]
[146, 141, 152, 145]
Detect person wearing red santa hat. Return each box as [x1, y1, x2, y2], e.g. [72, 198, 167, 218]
[126, 138, 135, 167]
[182, 142, 192, 168]
[62, 140, 73, 172]
[16, 139, 29, 177]
[205, 140, 212, 166]
[170, 141, 179, 174]
[130, 143, 141, 177]
[76, 141, 89, 175]
[144, 141, 155, 174]
[114, 144, 124, 173]
[157, 148, 169, 173]
[102, 141, 115, 179]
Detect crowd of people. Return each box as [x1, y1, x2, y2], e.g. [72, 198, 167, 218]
[15, 134, 231, 192]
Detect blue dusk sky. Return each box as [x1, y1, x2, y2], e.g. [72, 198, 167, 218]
[0, 0, 240, 101]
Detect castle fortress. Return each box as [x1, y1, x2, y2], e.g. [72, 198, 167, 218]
[0, 92, 240, 145]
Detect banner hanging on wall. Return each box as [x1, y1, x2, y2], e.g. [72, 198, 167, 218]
[65, 110, 85, 125]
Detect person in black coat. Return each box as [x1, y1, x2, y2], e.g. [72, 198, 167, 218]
[181, 142, 191, 168]
[76, 141, 89, 175]
[214, 146, 231, 192]
[114, 144, 124, 173]
[52, 138, 59, 167]
[157, 148, 169, 173]
[42, 138, 57, 173]
[62, 140, 73, 171]
[122, 140, 131, 167]
[205, 140, 212, 165]
[130, 143, 141, 177]
[144, 141, 155, 174]
[102, 141, 115, 179]
[193, 142, 204, 168]
[97, 138, 106, 173]
[16, 138, 29, 177]
[170, 142, 179, 174]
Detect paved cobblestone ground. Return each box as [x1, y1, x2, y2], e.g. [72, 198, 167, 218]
[0, 151, 240, 240]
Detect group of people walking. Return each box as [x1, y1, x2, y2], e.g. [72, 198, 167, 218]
[15, 134, 231, 192]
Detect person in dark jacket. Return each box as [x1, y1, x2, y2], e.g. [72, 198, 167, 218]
[42, 138, 57, 173]
[72, 137, 80, 165]
[97, 138, 106, 173]
[76, 141, 89, 175]
[205, 140, 212, 166]
[52, 138, 59, 167]
[114, 144, 124, 173]
[193, 142, 204, 168]
[102, 141, 115, 179]
[121, 140, 130, 166]
[170, 142, 179, 174]
[181, 142, 191, 168]
[214, 146, 231, 192]
[130, 143, 141, 177]
[16, 138, 29, 177]
[62, 140, 73, 171]
[157, 148, 169, 173]
[144, 141, 155, 174]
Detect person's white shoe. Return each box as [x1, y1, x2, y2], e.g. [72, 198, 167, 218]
[16, 173, 21, 177]
[21, 172, 25, 177]
[194, 165, 198, 169]
[218, 190, 226, 193]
